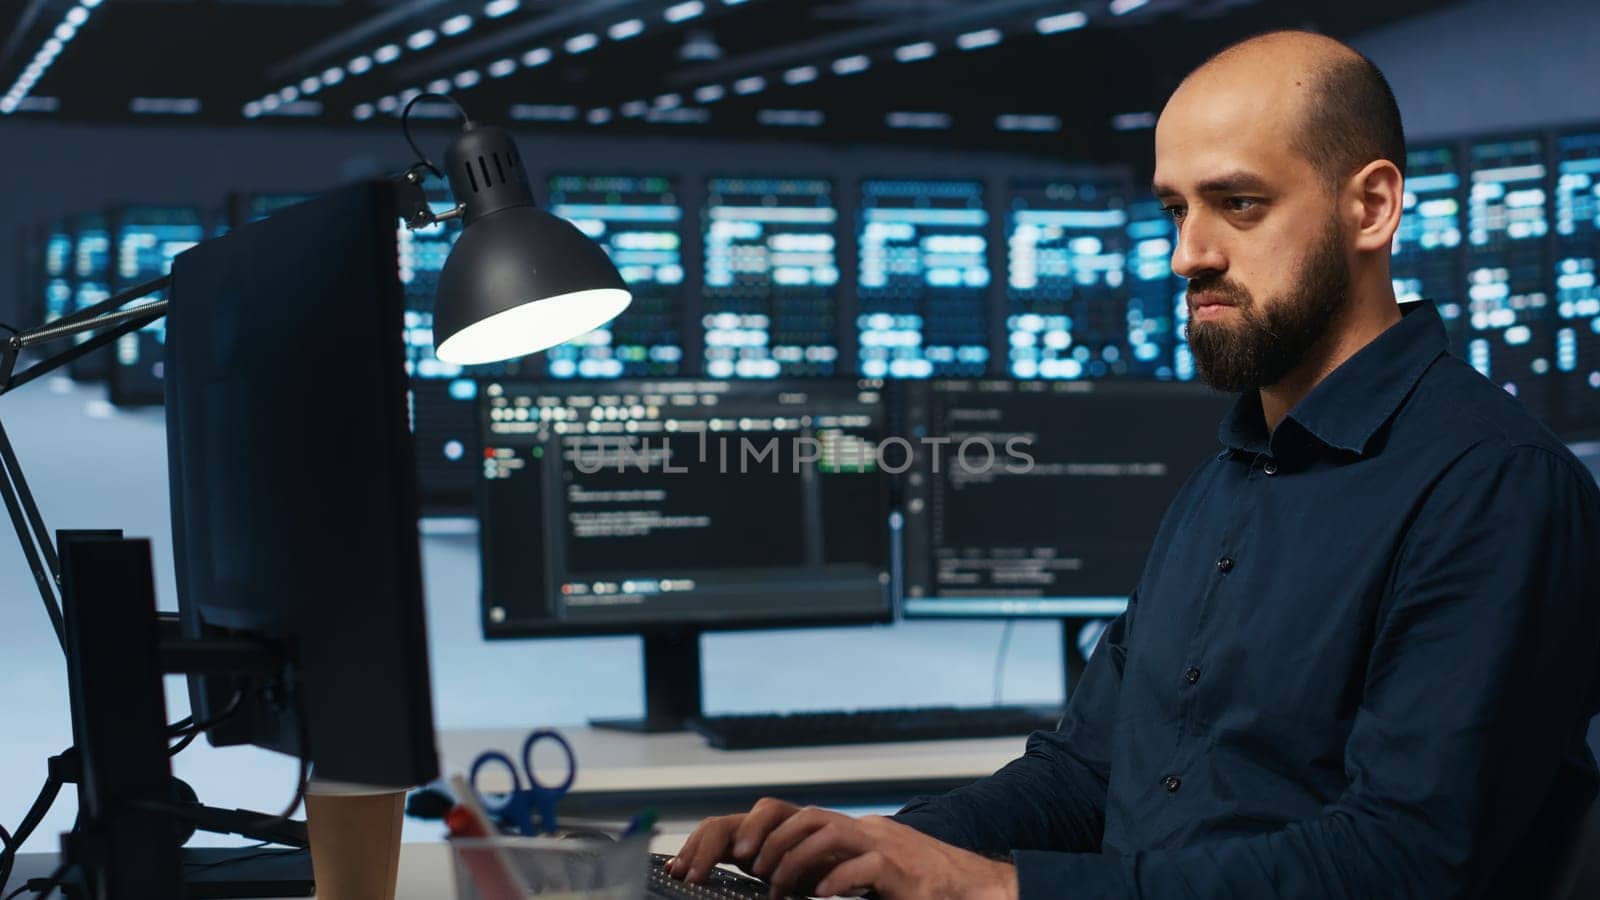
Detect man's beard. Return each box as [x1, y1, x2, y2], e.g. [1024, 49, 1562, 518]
[1185, 221, 1351, 393]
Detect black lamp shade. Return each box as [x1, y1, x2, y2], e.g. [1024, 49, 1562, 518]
[431, 121, 631, 365]
[433, 206, 630, 365]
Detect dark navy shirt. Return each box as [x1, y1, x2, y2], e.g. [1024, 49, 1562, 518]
[895, 301, 1600, 899]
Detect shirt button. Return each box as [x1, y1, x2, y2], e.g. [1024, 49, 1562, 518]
[1263, 461, 1278, 475]
[1217, 556, 1234, 573]
[1183, 667, 1201, 685]
[1163, 775, 1181, 793]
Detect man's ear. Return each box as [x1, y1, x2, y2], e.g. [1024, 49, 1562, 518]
[1348, 159, 1404, 255]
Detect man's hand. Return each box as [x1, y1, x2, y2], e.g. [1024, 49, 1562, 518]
[668, 798, 1019, 900]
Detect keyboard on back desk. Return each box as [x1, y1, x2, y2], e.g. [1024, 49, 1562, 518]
[691, 704, 1063, 750]
[648, 852, 808, 900]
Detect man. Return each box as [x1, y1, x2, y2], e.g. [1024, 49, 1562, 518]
[667, 30, 1600, 899]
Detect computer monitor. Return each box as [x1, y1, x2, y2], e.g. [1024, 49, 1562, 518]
[478, 377, 893, 730]
[67, 212, 112, 381]
[546, 174, 687, 378]
[1553, 129, 1600, 438]
[1006, 176, 1159, 379]
[1465, 135, 1557, 427]
[702, 176, 842, 378]
[898, 379, 1233, 692]
[221, 187, 493, 516]
[1124, 198, 1189, 381]
[165, 179, 438, 787]
[107, 205, 205, 406]
[857, 178, 992, 378]
[1393, 145, 1468, 355]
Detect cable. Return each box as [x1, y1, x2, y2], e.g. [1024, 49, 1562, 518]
[400, 91, 471, 180]
[168, 688, 245, 751]
[0, 323, 18, 337]
[247, 686, 311, 830]
[0, 770, 64, 894]
[993, 620, 1016, 706]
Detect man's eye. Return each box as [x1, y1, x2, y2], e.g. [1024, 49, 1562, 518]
[1162, 205, 1186, 222]
[1225, 197, 1259, 212]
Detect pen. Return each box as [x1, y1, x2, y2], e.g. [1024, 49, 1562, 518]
[621, 809, 657, 839]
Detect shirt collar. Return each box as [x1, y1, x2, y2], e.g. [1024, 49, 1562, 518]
[1217, 300, 1448, 457]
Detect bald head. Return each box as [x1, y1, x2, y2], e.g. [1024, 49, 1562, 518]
[1169, 30, 1406, 189]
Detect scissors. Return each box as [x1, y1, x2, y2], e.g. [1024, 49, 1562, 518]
[468, 728, 577, 836]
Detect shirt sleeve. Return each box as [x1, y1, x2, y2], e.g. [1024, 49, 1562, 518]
[891, 591, 1137, 856]
[1007, 443, 1600, 899]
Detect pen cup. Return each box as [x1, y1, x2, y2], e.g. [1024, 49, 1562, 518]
[448, 828, 652, 900]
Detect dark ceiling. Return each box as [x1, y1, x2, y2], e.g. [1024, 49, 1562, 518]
[1, 0, 1464, 163]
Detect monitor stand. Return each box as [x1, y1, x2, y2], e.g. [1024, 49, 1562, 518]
[590, 631, 704, 734]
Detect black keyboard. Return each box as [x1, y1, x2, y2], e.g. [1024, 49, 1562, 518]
[691, 704, 1063, 750]
[648, 852, 807, 900]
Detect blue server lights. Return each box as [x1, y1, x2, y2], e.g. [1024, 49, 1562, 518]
[1554, 131, 1600, 433]
[548, 175, 686, 378]
[1465, 137, 1554, 421]
[1393, 146, 1467, 352]
[1006, 177, 1164, 379]
[108, 206, 204, 405]
[703, 177, 842, 378]
[42, 220, 72, 324]
[857, 179, 991, 378]
[1122, 199, 1187, 381]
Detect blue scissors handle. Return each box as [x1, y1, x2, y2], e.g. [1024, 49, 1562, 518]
[520, 729, 577, 794]
[467, 730, 577, 835]
[468, 750, 524, 817]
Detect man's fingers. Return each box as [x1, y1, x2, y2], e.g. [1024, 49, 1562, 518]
[681, 816, 740, 883]
[813, 850, 891, 900]
[766, 822, 874, 900]
[668, 829, 702, 878]
[732, 798, 799, 862]
[750, 806, 836, 879]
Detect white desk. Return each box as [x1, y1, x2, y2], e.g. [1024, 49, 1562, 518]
[6, 731, 1028, 897]
[439, 726, 1029, 817]
[8, 836, 688, 900]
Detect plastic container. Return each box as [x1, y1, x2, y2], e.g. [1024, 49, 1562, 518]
[449, 829, 652, 900]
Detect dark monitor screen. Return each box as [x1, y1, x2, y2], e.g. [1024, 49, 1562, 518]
[1124, 199, 1189, 382]
[1006, 177, 1163, 379]
[1465, 136, 1556, 426]
[546, 174, 687, 378]
[107, 206, 205, 406]
[857, 178, 991, 378]
[1393, 146, 1468, 354]
[1554, 130, 1600, 437]
[479, 378, 893, 636]
[900, 379, 1232, 618]
[68, 213, 112, 381]
[166, 180, 437, 787]
[702, 177, 842, 377]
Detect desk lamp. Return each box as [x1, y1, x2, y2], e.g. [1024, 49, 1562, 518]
[0, 93, 630, 896]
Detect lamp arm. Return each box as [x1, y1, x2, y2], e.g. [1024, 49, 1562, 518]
[0, 270, 171, 654]
[1, 273, 169, 394]
[395, 165, 465, 232]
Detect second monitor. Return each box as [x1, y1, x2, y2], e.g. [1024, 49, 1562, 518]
[479, 377, 894, 731]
